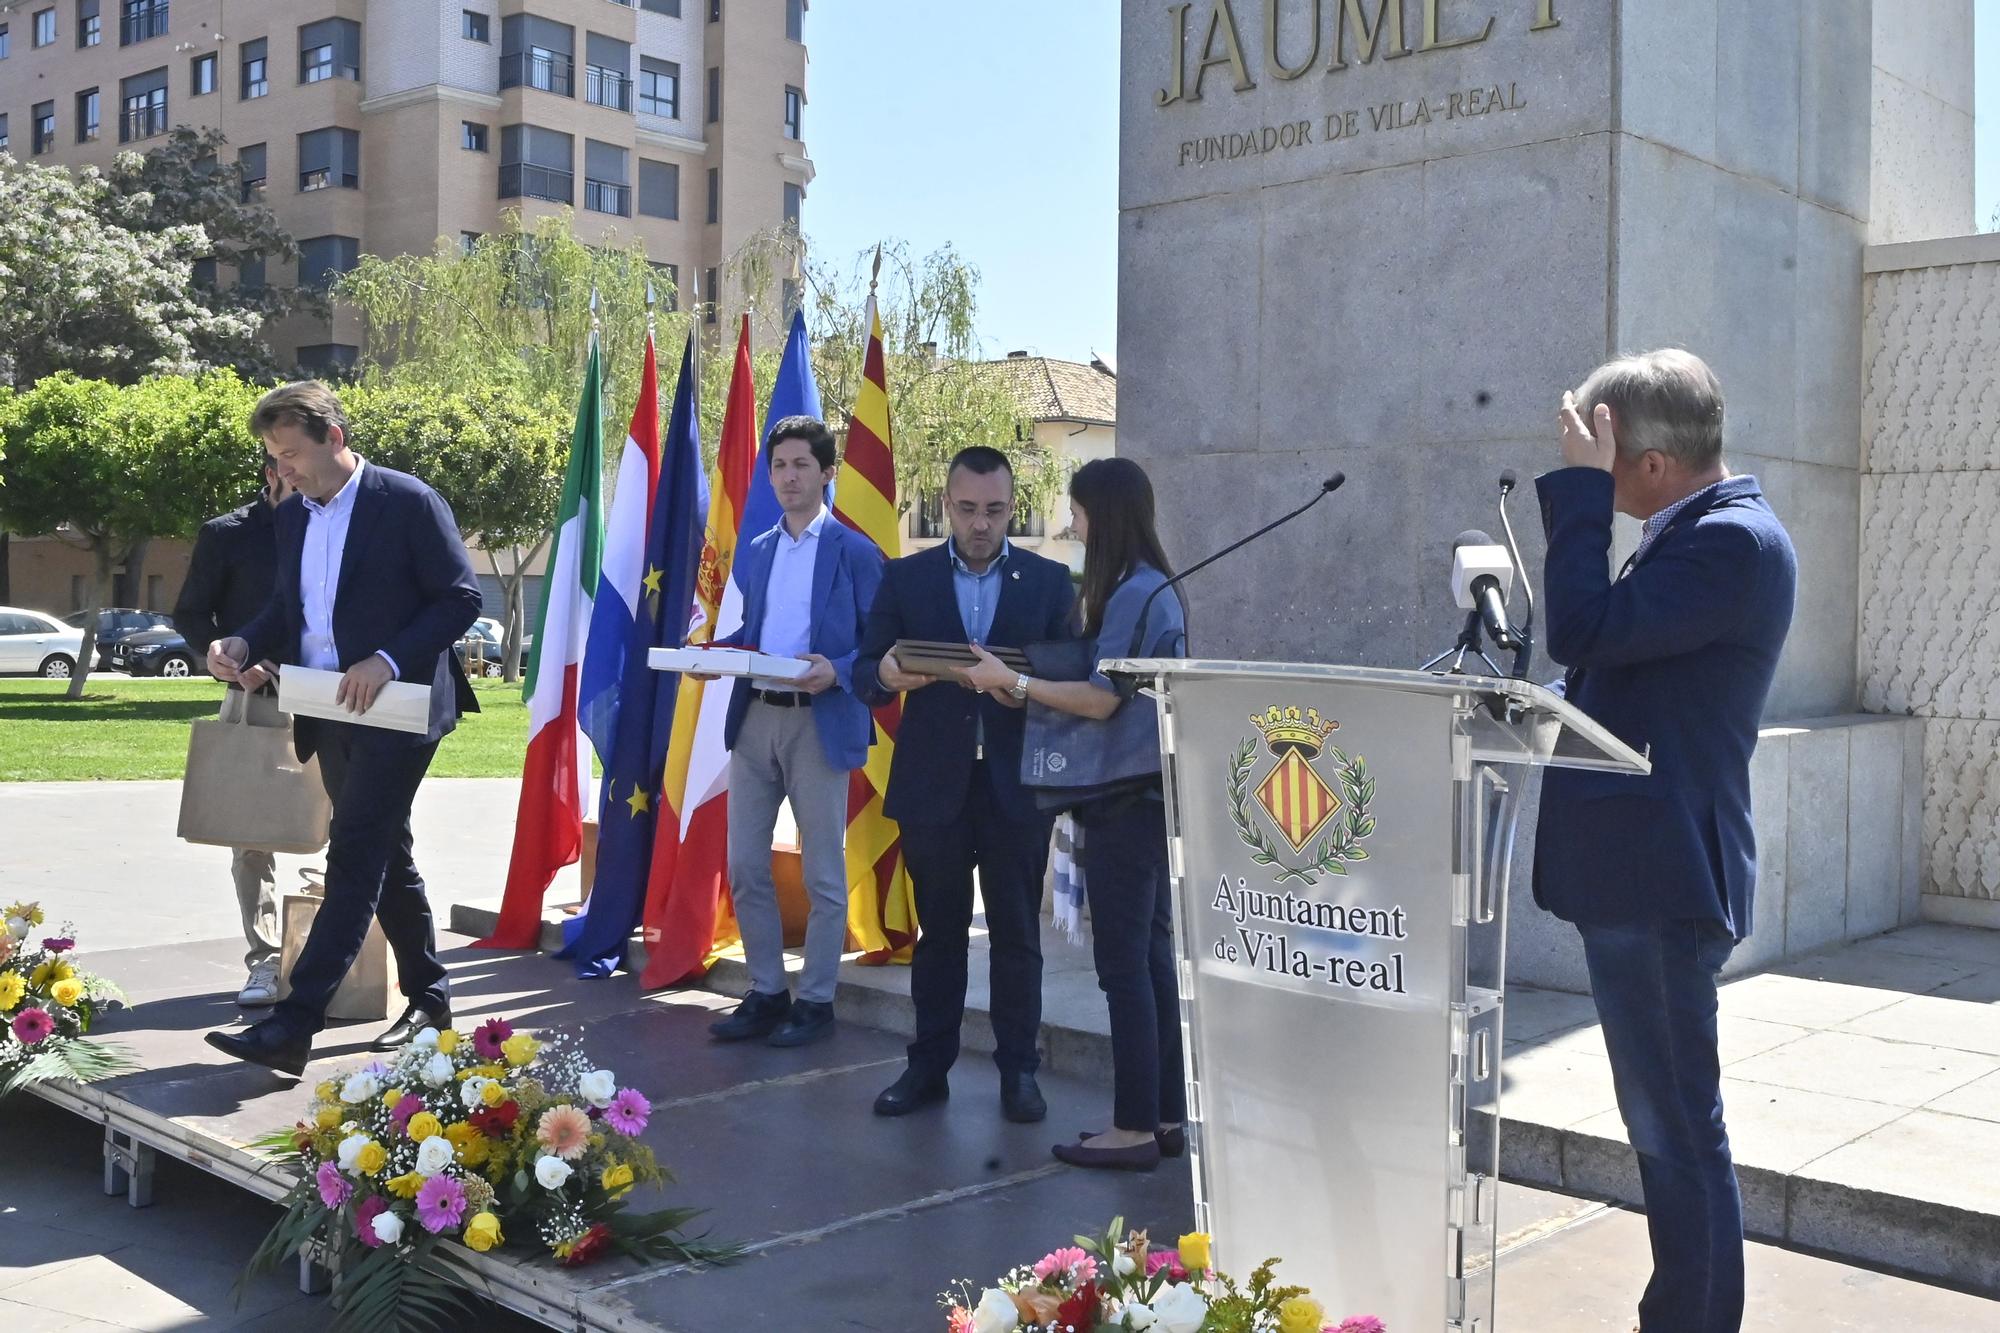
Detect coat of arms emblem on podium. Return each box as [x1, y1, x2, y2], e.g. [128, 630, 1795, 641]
[1227, 706, 1376, 886]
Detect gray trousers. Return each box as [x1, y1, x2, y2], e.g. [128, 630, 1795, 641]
[727, 699, 851, 1004]
[221, 690, 283, 970]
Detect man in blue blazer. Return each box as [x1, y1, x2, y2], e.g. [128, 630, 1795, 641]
[854, 447, 1076, 1124]
[704, 416, 884, 1049]
[1535, 349, 1796, 1333]
[203, 382, 483, 1076]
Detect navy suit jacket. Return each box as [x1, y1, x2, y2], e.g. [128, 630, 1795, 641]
[1532, 469, 1797, 938]
[235, 461, 483, 758]
[721, 515, 884, 772]
[854, 542, 1077, 826]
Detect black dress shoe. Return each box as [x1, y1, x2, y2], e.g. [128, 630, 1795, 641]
[205, 1021, 310, 1077]
[874, 1067, 950, 1117]
[766, 998, 835, 1047]
[1052, 1134, 1162, 1173]
[709, 990, 792, 1042]
[1156, 1124, 1187, 1157]
[1000, 1072, 1047, 1124]
[371, 1003, 452, 1052]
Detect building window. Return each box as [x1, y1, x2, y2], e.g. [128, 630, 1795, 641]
[297, 127, 360, 191]
[705, 66, 719, 122]
[652, 262, 679, 309]
[238, 255, 264, 291]
[641, 0, 680, 13]
[459, 121, 487, 152]
[637, 158, 678, 220]
[584, 34, 631, 111]
[638, 58, 679, 118]
[461, 10, 488, 43]
[241, 37, 268, 99]
[783, 85, 802, 140]
[191, 257, 217, 288]
[238, 143, 266, 201]
[500, 15, 575, 97]
[76, 88, 99, 142]
[913, 492, 1044, 540]
[190, 52, 216, 96]
[32, 103, 56, 155]
[583, 140, 629, 217]
[298, 234, 359, 291]
[0, 26, 10, 60]
[705, 167, 718, 224]
[34, 9, 56, 47]
[460, 231, 482, 254]
[119, 0, 166, 47]
[300, 18, 359, 84]
[708, 0, 720, 22]
[0, 115, 10, 153]
[296, 344, 359, 378]
[499, 123, 574, 204]
[783, 181, 802, 228]
[118, 70, 167, 142]
[786, 0, 803, 42]
[78, 1, 100, 48]
[704, 266, 718, 323]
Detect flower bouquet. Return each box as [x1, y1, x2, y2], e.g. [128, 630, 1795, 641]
[241, 1018, 740, 1331]
[944, 1218, 1384, 1333]
[0, 901, 135, 1097]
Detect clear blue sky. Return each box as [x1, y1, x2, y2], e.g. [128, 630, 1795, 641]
[808, 4, 1997, 367]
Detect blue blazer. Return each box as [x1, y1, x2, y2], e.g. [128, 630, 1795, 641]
[854, 542, 1077, 825]
[236, 461, 483, 757]
[722, 515, 884, 772]
[1531, 469, 1797, 939]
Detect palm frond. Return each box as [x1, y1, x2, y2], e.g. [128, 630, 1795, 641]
[0, 1037, 140, 1096]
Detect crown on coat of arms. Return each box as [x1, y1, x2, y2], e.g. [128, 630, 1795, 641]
[1251, 706, 1339, 757]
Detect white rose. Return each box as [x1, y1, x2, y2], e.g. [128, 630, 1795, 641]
[1122, 1303, 1157, 1330]
[460, 1076, 493, 1109]
[422, 1052, 455, 1087]
[339, 1071, 379, 1104]
[335, 1133, 371, 1175]
[970, 1287, 1019, 1333]
[577, 1069, 618, 1109]
[411, 1027, 439, 1050]
[535, 1155, 573, 1190]
[370, 1210, 405, 1245]
[414, 1135, 457, 1177]
[1151, 1283, 1209, 1333]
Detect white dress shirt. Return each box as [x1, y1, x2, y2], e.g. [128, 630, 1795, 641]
[298, 457, 397, 677]
[754, 506, 825, 689]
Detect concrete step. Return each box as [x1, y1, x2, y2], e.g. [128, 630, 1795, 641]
[447, 900, 2000, 1296]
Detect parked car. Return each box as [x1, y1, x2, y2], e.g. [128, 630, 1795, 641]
[456, 619, 507, 678]
[63, 608, 176, 669]
[105, 627, 209, 678]
[0, 607, 89, 678]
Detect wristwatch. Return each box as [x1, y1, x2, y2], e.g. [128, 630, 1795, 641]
[1010, 673, 1032, 701]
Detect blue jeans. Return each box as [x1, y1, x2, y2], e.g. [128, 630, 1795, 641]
[1578, 918, 1742, 1333]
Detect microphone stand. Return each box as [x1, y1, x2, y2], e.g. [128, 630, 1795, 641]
[1496, 472, 1536, 680]
[1421, 611, 1504, 676]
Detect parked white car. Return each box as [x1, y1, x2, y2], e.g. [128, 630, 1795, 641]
[0, 607, 88, 678]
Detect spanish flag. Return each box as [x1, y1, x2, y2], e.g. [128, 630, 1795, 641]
[833, 291, 918, 963]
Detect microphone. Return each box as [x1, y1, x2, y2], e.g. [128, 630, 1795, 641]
[1127, 472, 1347, 657]
[1451, 530, 1521, 653]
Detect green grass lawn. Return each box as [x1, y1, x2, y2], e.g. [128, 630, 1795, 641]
[0, 677, 531, 781]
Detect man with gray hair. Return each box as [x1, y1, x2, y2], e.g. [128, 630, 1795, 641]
[1533, 348, 1796, 1333]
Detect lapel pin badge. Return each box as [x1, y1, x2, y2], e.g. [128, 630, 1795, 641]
[1011, 570, 1021, 580]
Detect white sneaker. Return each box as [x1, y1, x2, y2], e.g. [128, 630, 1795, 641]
[238, 960, 281, 1007]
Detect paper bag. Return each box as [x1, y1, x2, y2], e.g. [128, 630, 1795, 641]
[277, 870, 396, 1023]
[178, 697, 332, 854]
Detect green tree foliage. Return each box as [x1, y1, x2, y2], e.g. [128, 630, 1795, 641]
[0, 371, 262, 697]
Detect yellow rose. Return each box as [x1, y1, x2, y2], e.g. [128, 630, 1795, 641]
[355, 1141, 389, 1176]
[50, 977, 84, 1007]
[381, 1088, 403, 1110]
[1178, 1232, 1212, 1272]
[316, 1080, 340, 1103]
[436, 1029, 460, 1055]
[1277, 1295, 1326, 1333]
[479, 1080, 506, 1107]
[386, 1171, 425, 1199]
[315, 1106, 343, 1131]
[600, 1163, 634, 1196]
[501, 1033, 540, 1067]
[0, 973, 25, 1011]
[405, 1112, 443, 1142]
[463, 1212, 504, 1252]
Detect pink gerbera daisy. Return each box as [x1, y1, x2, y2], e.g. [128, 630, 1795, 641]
[603, 1088, 650, 1136]
[472, 1018, 514, 1060]
[1031, 1246, 1097, 1284]
[536, 1105, 593, 1161]
[415, 1174, 468, 1234]
[11, 1008, 54, 1045]
[41, 937, 75, 954]
[315, 1161, 352, 1209]
[388, 1093, 426, 1132]
[354, 1194, 389, 1248]
[1337, 1320, 1387, 1333]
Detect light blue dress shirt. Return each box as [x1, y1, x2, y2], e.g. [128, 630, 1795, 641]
[754, 506, 826, 688]
[949, 537, 1010, 644]
[298, 458, 397, 678]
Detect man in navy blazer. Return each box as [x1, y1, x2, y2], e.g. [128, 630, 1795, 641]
[854, 447, 1076, 1124]
[203, 382, 483, 1076]
[704, 416, 884, 1049]
[1535, 349, 1796, 1333]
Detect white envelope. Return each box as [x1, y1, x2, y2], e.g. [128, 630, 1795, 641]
[277, 665, 432, 734]
[647, 646, 812, 681]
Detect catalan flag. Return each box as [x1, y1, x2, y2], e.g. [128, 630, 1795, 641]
[833, 291, 918, 963]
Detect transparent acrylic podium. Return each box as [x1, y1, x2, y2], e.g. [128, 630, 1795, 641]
[1100, 660, 1650, 1333]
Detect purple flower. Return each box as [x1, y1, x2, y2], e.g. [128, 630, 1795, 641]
[315, 1161, 353, 1209]
[603, 1088, 650, 1136]
[472, 1018, 513, 1060]
[11, 1008, 54, 1046]
[415, 1174, 468, 1235]
[1337, 1319, 1387, 1333]
[354, 1194, 390, 1248]
[41, 937, 74, 954]
[388, 1093, 426, 1132]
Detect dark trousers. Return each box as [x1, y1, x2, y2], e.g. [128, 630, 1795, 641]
[1578, 918, 1742, 1333]
[275, 720, 448, 1038]
[901, 762, 1052, 1077]
[1077, 796, 1185, 1133]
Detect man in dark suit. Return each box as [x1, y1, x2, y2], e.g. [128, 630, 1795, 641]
[203, 381, 483, 1076]
[174, 454, 292, 1008]
[854, 446, 1076, 1123]
[1535, 349, 1797, 1333]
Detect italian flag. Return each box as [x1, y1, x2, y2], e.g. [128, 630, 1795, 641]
[479, 337, 605, 948]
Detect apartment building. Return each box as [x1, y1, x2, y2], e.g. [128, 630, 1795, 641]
[0, 0, 813, 372]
